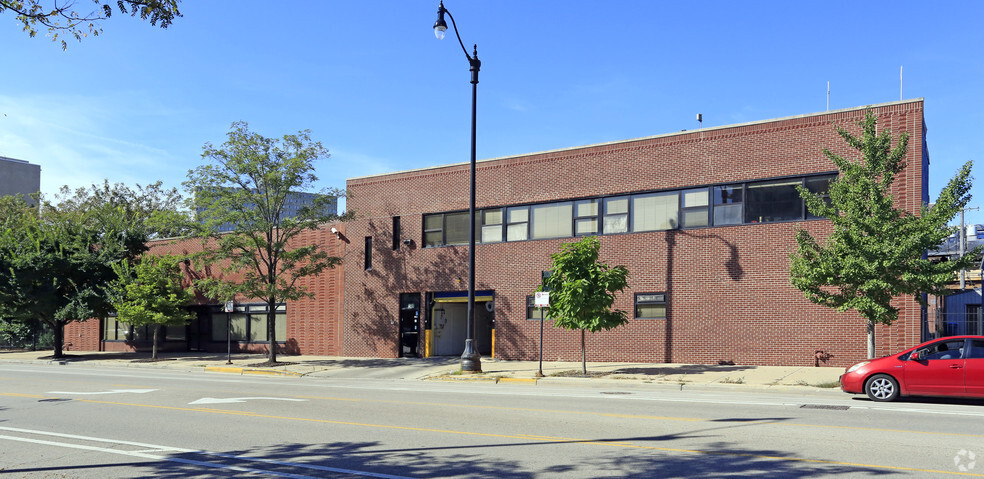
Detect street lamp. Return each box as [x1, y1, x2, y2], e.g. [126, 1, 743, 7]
[433, 0, 482, 373]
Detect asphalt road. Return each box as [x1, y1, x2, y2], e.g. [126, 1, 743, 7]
[1, 363, 983, 478]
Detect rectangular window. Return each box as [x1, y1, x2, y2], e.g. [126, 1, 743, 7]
[713, 185, 743, 226]
[632, 192, 679, 231]
[423, 214, 443, 247]
[745, 179, 802, 223]
[575, 199, 599, 235]
[392, 216, 401, 250]
[364, 236, 373, 271]
[603, 197, 629, 234]
[681, 188, 709, 228]
[804, 174, 837, 219]
[481, 208, 503, 243]
[444, 211, 469, 245]
[635, 293, 667, 319]
[210, 304, 286, 342]
[526, 296, 551, 320]
[506, 206, 529, 241]
[165, 324, 187, 341]
[531, 202, 573, 239]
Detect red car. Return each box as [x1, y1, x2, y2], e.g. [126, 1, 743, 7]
[840, 335, 984, 402]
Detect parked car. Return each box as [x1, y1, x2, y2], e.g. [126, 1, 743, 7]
[840, 335, 984, 402]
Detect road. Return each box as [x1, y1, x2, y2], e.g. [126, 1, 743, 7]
[1, 363, 982, 478]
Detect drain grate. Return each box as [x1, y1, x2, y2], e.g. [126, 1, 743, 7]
[800, 404, 849, 410]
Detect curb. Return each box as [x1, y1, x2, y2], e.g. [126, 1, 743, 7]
[204, 366, 303, 377]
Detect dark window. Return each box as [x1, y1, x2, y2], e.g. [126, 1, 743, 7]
[713, 185, 742, 226]
[210, 304, 286, 342]
[364, 236, 373, 271]
[444, 212, 470, 245]
[804, 175, 837, 219]
[423, 214, 443, 247]
[635, 293, 667, 319]
[392, 216, 401, 250]
[744, 179, 802, 223]
[968, 339, 984, 359]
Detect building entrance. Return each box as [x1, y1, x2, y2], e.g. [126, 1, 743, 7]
[399, 293, 422, 357]
[426, 290, 494, 357]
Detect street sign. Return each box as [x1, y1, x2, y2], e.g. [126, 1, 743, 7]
[534, 292, 550, 307]
[224, 300, 235, 313]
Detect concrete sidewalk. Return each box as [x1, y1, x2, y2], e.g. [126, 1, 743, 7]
[0, 349, 845, 392]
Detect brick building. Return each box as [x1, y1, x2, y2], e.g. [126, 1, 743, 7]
[67, 99, 930, 367]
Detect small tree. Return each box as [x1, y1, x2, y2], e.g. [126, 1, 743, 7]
[541, 236, 629, 374]
[791, 111, 979, 358]
[111, 254, 195, 360]
[185, 121, 345, 364]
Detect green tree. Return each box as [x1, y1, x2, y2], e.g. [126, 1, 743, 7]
[541, 236, 629, 374]
[56, 180, 192, 239]
[184, 121, 346, 365]
[110, 254, 195, 360]
[791, 111, 979, 358]
[0, 194, 146, 357]
[1, 0, 181, 49]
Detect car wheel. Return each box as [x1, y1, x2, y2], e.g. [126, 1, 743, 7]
[865, 374, 899, 402]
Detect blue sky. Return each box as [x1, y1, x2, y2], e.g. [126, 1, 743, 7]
[1, 1, 982, 224]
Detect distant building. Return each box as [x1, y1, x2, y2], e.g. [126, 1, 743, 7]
[195, 188, 338, 232]
[0, 156, 41, 205]
[928, 224, 984, 337]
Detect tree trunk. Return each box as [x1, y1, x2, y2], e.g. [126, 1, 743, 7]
[581, 329, 587, 375]
[52, 321, 64, 358]
[267, 299, 277, 364]
[152, 324, 161, 360]
[866, 321, 875, 359]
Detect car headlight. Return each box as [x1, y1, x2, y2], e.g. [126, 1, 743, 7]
[846, 361, 870, 374]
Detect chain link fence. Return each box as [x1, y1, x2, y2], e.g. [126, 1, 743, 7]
[0, 319, 54, 351]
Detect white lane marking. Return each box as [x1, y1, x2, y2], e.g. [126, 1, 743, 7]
[0, 426, 414, 479]
[188, 396, 307, 405]
[46, 388, 158, 395]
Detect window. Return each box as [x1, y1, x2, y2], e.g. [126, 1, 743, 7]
[632, 192, 679, 231]
[804, 175, 836, 219]
[603, 197, 629, 234]
[102, 316, 185, 342]
[745, 179, 802, 223]
[713, 185, 743, 225]
[968, 339, 984, 359]
[526, 296, 551, 320]
[506, 206, 529, 241]
[920, 339, 966, 360]
[423, 214, 443, 247]
[364, 236, 373, 271]
[574, 199, 599, 235]
[635, 293, 667, 319]
[531, 202, 573, 239]
[481, 208, 503, 243]
[211, 304, 287, 342]
[681, 188, 709, 228]
[392, 216, 401, 250]
[444, 211, 470, 245]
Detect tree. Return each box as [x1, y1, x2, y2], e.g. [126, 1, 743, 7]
[541, 236, 629, 374]
[184, 121, 346, 365]
[790, 111, 979, 358]
[55, 180, 192, 239]
[0, 194, 146, 357]
[110, 254, 195, 360]
[2, 0, 181, 49]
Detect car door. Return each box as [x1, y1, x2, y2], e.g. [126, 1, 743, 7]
[965, 339, 984, 396]
[904, 339, 966, 396]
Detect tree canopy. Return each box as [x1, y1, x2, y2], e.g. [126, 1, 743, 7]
[790, 111, 979, 358]
[111, 254, 195, 359]
[541, 236, 629, 374]
[1, 0, 181, 49]
[185, 121, 346, 364]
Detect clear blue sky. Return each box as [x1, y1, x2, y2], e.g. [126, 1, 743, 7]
[2, 1, 982, 224]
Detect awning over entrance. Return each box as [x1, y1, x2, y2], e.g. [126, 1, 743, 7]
[432, 290, 494, 303]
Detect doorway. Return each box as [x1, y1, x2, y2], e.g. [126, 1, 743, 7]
[427, 290, 494, 357]
[399, 293, 421, 357]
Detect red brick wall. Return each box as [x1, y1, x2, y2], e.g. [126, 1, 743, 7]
[344, 100, 927, 366]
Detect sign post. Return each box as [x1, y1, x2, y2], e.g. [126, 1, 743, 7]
[224, 300, 235, 365]
[534, 291, 550, 377]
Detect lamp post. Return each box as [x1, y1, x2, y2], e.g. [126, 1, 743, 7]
[433, 0, 481, 372]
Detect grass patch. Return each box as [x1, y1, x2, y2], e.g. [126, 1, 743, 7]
[548, 369, 610, 378]
[719, 376, 744, 384]
[811, 380, 841, 389]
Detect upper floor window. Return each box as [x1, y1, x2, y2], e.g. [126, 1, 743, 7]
[575, 199, 599, 236]
[531, 202, 573, 239]
[713, 185, 743, 226]
[603, 196, 629, 234]
[481, 208, 503, 243]
[632, 191, 679, 231]
[744, 179, 801, 223]
[681, 188, 709, 228]
[506, 207, 529, 241]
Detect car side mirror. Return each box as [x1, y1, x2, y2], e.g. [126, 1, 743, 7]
[911, 349, 926, 360]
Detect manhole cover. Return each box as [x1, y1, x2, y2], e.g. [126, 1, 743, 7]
[800, 404, 849, 410]
[601, 391, 632, 395]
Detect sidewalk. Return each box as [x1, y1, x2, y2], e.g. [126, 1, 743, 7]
[0, 349, 845, 392]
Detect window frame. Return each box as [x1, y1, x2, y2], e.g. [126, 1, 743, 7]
[634, 292, 667, 319]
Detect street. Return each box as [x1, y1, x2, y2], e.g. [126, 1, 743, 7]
[1, 363, 982, 478]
